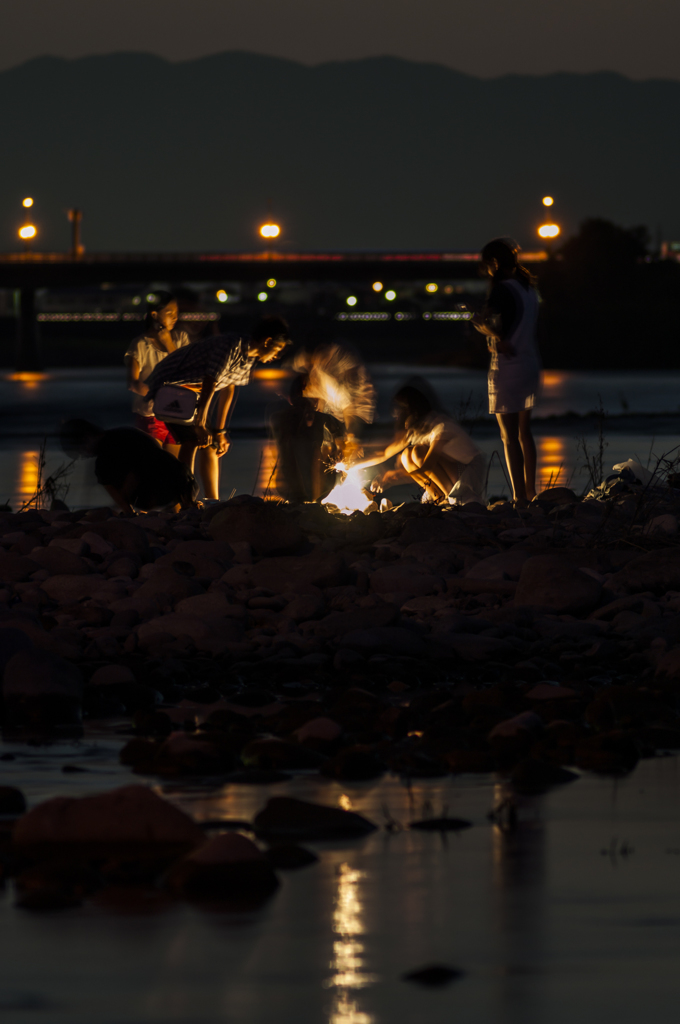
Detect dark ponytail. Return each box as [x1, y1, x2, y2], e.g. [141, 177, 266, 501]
[481, 237, 536, 290]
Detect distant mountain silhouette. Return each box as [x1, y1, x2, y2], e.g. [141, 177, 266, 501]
[1, 52, 678, 253]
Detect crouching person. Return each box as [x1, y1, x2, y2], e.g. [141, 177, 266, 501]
[61, 419, 198, 515]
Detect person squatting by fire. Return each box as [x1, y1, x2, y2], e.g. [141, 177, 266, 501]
[354, 382, 487, 505]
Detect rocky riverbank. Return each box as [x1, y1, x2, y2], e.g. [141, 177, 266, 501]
[3, 485, 680, 909]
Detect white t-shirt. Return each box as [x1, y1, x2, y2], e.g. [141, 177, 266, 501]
[407, 412, 481, 466]
[124, 330, 191, 416]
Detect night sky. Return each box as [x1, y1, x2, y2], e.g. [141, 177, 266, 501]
[1, 0, 678, 79]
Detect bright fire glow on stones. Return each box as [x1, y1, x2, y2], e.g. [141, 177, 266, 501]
[322, 464, 374, 514]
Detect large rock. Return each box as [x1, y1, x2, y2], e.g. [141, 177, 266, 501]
[66, 520, 151, 558]
[31, 545, 90, 576]
[223, 553, 346, 592]
[209, 503, 304, 556]
[513, 554, 602, 615]
[608, 548, 680, 596]
[3, 649, 83, 699]
[308, 602, 397, 639]
[340, 626, 426, 657]
[369, 564, 443, 597]
[133, 568, 204, 606]
[399, 516, 475, 546]
[253, 796, 377, 840]
[401, 542, 463, 574]
[465, 549, 531, 581]
[165, 834, 279, 901]
[13, 784, 203, 848]
[137, 612, 243, 653]
[174, 592, 246, 619]
[40, 574, 107, 604]
[154, 540, 233, 580]
[429, 632, 515, 662]
[0, 552, 40, 583]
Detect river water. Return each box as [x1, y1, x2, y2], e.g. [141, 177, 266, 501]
[1, 367, 679, 508]
[1, 741, 680, 1024]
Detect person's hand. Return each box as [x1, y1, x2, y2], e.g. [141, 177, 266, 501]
[195, 425, 212, 447]
[214, 432, 230, 457]
[156, 326, 175, 351]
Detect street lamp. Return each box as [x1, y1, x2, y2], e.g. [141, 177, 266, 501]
[18, 225, 37, 240]
[542, 196, 554, 207]
[538, 223, 560, 239]
[260, 223, 280, 239]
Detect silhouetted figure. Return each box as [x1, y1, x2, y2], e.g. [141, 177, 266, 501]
[472, 237, 540, 505]
[270, 374, 343, 502]
[61, 420, 197, 514]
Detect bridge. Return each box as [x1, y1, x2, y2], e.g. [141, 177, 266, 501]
[0, 249, 548, 370]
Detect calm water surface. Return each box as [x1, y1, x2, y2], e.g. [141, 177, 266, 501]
[1, 742, 680, 1024]
[1, 367, 679, 507]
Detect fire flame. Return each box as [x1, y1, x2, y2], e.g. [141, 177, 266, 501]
[323, 464, 374, 515]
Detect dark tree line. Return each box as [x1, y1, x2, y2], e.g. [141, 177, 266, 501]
[537, 219, 680, 369]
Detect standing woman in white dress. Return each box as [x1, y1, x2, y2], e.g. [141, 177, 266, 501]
[472, 237, 541, 504]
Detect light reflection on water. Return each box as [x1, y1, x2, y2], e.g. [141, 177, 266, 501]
[327, 864, 377, 1024]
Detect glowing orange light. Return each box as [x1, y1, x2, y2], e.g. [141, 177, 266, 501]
[252, 368, 291, 381]
[18, 450, 40, 502]
[372, 282, 383, 292]
[8, 372, 48, 383]
[542, 371, 563, 388]
[260, 223, 280, 238]
[537, 436, 567, 488]
[22, 197, 34, 209]
[19, 224, 37, 240]
[425, 283, 438, 293]
[538, 223, 560, 239]
[542, 196, 554, 207]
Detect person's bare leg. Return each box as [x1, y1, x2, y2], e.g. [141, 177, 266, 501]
[496, 413, 527, 503]
[401, 448, 442, 500]
[197, 446, 220, 500]
[163, 443, 181, 458]
[420, 455, 458, 499]
[518, 409, 537, 500]
[179, 442, 199, 474]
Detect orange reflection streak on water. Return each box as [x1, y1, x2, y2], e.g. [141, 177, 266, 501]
[18, 450, 40, 504]
[327, 863, 376, 1024]
[537, 435, 567, 489]
[541, 370, 565, 390]
[254, 441, 278, 498]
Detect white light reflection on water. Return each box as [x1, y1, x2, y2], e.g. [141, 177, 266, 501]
[326, 863, 377, 1024]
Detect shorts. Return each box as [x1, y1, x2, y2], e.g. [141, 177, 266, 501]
[135, 415, 178, 446]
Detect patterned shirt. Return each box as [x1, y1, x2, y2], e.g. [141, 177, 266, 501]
[145, 334, 256, 397]
[124, 329, 191, 416]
